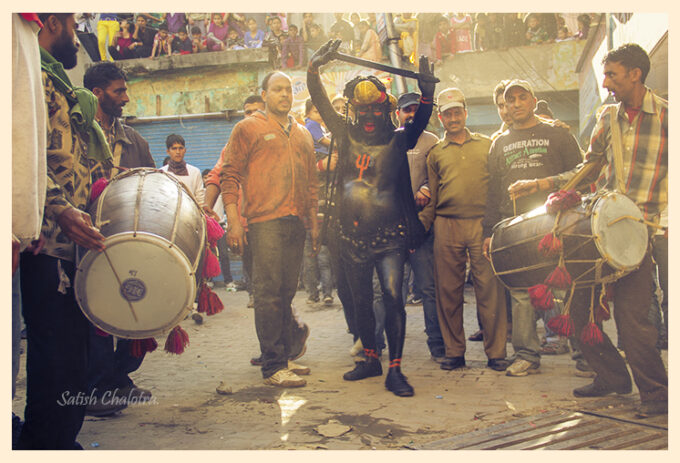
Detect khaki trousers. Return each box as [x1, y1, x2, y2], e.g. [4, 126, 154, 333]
[433, 216, 507, 359]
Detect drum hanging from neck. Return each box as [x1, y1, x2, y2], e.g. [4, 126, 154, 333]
[74, 168, 206, 338]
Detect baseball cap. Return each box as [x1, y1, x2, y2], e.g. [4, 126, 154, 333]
[503, 79, 535, 98]
[397, 92, 421, 110]
[437, 88, 466, 112]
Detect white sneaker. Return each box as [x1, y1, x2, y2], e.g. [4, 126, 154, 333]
[263, 369, 306, 387]
[506, 359, 540, 377]
[287, 361, 311, 375]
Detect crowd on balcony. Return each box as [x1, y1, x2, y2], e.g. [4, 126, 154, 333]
[76, 13, 594, 67]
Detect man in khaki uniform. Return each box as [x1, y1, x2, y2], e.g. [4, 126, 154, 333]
[420, 88, 508, 372]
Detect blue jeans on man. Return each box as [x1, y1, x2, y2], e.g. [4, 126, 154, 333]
[248, 216, 308, 378]
[303, 230, 333, 300]
[407, 231, 445, 358]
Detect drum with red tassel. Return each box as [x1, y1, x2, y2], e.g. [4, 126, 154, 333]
[489, 191, 648, 290]
[74, 168, 206, 339]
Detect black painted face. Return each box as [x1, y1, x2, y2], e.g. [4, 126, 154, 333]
[352, 103, 391, 142]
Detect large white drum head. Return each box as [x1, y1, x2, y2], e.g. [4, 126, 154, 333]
[591, 192, 648, 271]
[75, 232, 195, 339]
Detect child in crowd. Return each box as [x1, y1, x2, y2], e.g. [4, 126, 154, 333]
[226, 13, 247, 37]
[150, 23, 172, 58]
[207, 13, 229, 51]
[243, 17, 265, 48]
[281, 24, 304, 69]
[525, 14, 548, 45]
[264, 16, 287, 66]
[172, 28, 193, 54]
[191, 26, 207, 53]
[432, 16, 454, 62]
[226, 28, 245, 50]
[187, 13, 210, 37]
[450, 13, 473, 53]
[556, 26, 573, 42]
[574, 14, 591, 40]
[306, 23, 327, 57]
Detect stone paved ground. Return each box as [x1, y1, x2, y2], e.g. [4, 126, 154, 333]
[12, 284, 668, 450]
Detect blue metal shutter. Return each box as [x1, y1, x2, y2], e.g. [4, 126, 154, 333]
[130, 117, 242, 172]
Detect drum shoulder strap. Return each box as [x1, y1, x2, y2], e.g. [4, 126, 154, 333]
[110, 140, 124, 178]
[608, 105, 626, 193]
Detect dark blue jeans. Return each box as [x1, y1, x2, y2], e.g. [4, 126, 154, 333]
[248, 216, 307, 378]
[18, 253, 89, 449]
[87, 325, 145, 394]
[327, 234, 356, 339]
[216, 233, 233, 283]
[12, 270, 22, 399]
[407, 231, 445, 357]
[303, 231, 333, 299]
[650, 235, 668, 341]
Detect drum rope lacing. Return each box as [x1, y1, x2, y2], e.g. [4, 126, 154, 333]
[92, 172, 141, 323]
[492, 207, 628, 289]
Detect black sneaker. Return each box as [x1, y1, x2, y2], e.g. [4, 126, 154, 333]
[343, 358, 382, 381]
[116, 385, 152, 402]
[85, 400, 127, 417]
[385, 368, 414, 397]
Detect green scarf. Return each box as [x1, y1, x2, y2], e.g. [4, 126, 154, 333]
[40, 47, 112, 163]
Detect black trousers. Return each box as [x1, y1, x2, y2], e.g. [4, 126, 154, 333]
[87, 325, 145, 393]
[18, 253, 89, 449]
[248, 217, 307, 378]
[339, 244, 408, 362]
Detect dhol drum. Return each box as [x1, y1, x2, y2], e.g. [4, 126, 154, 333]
[489, 191, 648, 290]
[74, 168, 206, 339]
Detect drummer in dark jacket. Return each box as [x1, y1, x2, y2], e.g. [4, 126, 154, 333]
[82, 62, 156, 416]
[481, 79, 582, 377]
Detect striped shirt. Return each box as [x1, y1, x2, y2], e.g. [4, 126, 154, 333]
[558, 88, 667, 222]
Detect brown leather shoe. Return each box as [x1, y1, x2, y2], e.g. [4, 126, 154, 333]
[635, 400, 667, 418]
[573, 381, 631, 397]
[468, 330, 483, 342]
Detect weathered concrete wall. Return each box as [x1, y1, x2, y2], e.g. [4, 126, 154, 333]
[114, 40, 585, 121]
[113, 49, 270, 117]
[436, 40, 585, 101]
[124, 68, 261, 116]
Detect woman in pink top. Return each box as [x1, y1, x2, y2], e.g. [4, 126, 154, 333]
[358, 21, 382, 61]
[207, 13, 229, 51]
[108, 19, 136, 60]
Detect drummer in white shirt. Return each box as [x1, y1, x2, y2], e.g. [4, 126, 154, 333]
[160, 134, 206, 207]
